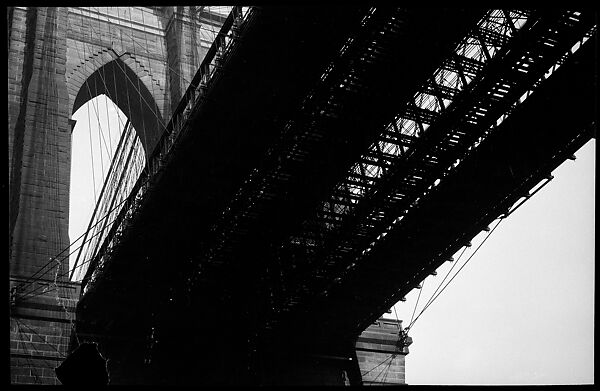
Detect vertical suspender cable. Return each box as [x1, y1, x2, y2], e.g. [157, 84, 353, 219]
[70, 119, 132, 280]
[127, 6, 150, 169]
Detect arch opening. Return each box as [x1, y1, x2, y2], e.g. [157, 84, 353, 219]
[68, 57, 167, 282]
[72, 57, 166, 157]
[69, 94, 145, 281]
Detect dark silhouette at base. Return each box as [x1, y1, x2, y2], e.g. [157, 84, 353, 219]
[55, 342, 108, 385]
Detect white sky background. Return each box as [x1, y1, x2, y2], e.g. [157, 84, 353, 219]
[387, 139, 595, 385]
[70, 97, 595, 385]
[69, 95, 127, 277]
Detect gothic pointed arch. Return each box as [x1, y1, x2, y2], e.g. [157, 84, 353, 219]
[71, 57, 166, 156]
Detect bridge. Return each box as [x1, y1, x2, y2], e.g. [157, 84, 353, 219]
[8, 7, 596, 385]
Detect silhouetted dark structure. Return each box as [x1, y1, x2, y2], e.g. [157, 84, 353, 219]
[9, 6, 597, 385]
[55, 343, 108, 385]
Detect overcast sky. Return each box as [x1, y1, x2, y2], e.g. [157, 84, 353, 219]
[70, 95, 594, 385]
[69, 95, 125, 277]
[387, 139, 595, 385]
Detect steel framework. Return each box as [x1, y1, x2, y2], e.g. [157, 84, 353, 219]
[72, 7, 596, 383]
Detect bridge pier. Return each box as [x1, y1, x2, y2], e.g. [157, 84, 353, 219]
[76, 332, 362, 385]
[75, 292, 408, 385]
[258, 351, 359, 385]
[8, 7, 77, 385]
[13, 6, 594, 386]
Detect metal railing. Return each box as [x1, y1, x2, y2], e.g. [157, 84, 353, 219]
[70, 119, 145, 281]
[79, 6, 254, 294]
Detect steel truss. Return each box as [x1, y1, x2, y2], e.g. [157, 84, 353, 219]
[78, 7, 596, 346]
[81, 6, 252, 294]
[252, 10, 594, 333]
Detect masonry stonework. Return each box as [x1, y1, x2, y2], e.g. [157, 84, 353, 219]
[8, 7, 410, 385]
[356, 318, 411, 385]
[8, 7, 219, 385]
[9, 280, 80, 385]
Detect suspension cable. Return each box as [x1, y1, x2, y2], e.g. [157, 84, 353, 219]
[140, 7, 163, 161]
[13, 319, 57, 382]
[13, 184, 140, 296]
[86, 85, 98, 204]
[13, 324, 41, 384]
[15, 209, 127, 303]
[86, 123, 139, 268]
[70, 119, 132, 280]
[407, 218, 504, 331]
[92, 78, 106, 181]
[361, 352, 395, 378]
[417, 246, 468, 323]
[66, 10, 154, 279]
[18, 134, 153, 301]
[379, 354, 395, 384]
[15, 317, 66, 359]
[101, 6, 192, 86]
[408, 279, 425, 330]
[73, 12, 167, 131]
[47, 8, 75, 352]
[18, 5, 243, 299]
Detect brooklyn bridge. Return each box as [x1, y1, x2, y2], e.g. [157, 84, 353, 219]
[8, 7, 596, 385]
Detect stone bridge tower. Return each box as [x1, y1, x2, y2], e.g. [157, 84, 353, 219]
[8, 6, 410, 385]
[8, 6, 227, 384]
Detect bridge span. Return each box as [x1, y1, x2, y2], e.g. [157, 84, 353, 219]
[9, 6, 596, 385]
[72, 8, 595, 385]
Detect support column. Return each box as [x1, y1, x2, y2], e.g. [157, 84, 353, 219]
[163, 6, 213, 113]
[355, 318, 411, 385]
[9, 6, 72, 281]
[8, 7, 80, 385]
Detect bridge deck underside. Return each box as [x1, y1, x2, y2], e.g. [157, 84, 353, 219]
[77, 7, 483, 339]
[77, 5, 369, 323]
[299, 39, 596, 341]
[262, 11, 597, 343]
[75, 7, 596, 383]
